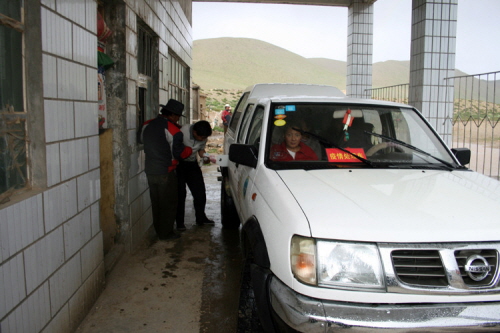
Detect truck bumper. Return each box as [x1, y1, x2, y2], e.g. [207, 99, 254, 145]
[269, 277, 500, 332]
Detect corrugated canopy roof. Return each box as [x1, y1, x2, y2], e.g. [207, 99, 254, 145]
[192, 0, 377, 7]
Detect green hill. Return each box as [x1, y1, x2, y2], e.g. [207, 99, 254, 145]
[192, 37, 412, 91]
[193, 37, 346, 90]
[193, 37, 500, 104]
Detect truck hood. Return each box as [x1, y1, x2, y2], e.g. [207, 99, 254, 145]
[276, 169, 500, 243]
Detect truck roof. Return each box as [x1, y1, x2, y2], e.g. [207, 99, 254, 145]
[243, 83, 345, 99]
[265, 95, 411, 108]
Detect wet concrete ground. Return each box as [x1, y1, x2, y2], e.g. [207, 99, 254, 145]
[76, 163, 249, 332]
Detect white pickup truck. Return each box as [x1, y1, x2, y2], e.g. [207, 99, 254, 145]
[218, 83, 500, 332]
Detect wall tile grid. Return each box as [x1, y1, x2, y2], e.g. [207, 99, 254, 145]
[128, 171, 148, 206]
[67, 260, 104, 329]
[48, 255, 82, 315]
[409, 0, 457, 144]
[44, 100, 75, 143]
[126, 27, 137, 56]
[0, 282, 51, 333]
[0, 195, 44, 262]
[41, 304, 70, 333]
[121, 0, 193, 253]
[126, 104, 137, 130]
[129, 195, 144, 229]
[41, 0, 55, 10]
[88, 135, 100, 170]
[127, 53, 138, 83]
[77, 169, 101, 211]
[24, 227, 65, 294]
[131, 207, 153, 250]
[42, 55, 58, 98]
[346, 1, 373, 98]
[0, 1, 103, 331]
[46, 143, 61, 186]
[126, 6, 137, 32]
[87, 66, 99, 101]
[60, 138, 89, 181]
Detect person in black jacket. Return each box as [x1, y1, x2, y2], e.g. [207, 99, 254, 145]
[140, 99, 192, 240]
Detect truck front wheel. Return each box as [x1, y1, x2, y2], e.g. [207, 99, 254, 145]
[221, 176, 241, 229]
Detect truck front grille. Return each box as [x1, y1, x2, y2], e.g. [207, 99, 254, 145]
[392, 250, 447, 286]
[455, 249, 498, 286]
[383, 243, 500, 294]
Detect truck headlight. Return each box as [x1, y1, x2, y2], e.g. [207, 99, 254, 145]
[291, 237, 385, 290]
[291, 236, 316, 285]
[317, 240, 385, 290]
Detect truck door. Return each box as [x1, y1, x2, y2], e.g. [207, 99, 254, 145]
[232, 106, 265, 221]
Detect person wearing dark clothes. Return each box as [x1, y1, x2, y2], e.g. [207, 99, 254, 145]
[140, 99, 192, 240]
[176, 121, 215, 230]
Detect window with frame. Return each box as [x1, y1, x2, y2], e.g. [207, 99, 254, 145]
[168, 53, 189, 123]
[0, 0, 27, 200]
[246, 106, 264, 148]
[229, 92, 249, 133]
[137, 19, 159, 130]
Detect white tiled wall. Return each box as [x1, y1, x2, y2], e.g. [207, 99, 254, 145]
[60, 139, 89, 181]
[409, 0, 457, 145]
[57, 59, 87, 100]
[24, 227, 64, 294]
[46, 143, 61, 186]
[346, 0, 373, 98]
[1, 0, 192, 331]
[48, 255, 82, 315]
[0, 195, 44, 262]
[44, 100, 75, 142]
[42, 54, 58, 98]
[43, 179, 78, 233]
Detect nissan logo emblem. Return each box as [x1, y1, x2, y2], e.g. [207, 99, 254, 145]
[464, 254, 491, 281]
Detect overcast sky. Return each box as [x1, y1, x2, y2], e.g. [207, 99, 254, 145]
[192, 0, 500, 75]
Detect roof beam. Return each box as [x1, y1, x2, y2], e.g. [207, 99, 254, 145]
[193, 0, 377, 7]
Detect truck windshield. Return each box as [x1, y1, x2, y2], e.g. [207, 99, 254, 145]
[265, 103, 459, 170]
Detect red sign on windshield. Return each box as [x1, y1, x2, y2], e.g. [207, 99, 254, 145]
[326, 148, 367, 162]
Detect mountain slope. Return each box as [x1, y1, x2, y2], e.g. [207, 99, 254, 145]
[193, 38, 499, 103]
[193, 38, 346, 90]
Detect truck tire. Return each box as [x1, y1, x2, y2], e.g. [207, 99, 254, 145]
[237, 255, 264, 332]
[221, 176, 241, 229]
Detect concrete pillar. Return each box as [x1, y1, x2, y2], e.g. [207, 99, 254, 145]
[409, 0, 457, 145]
[346, 0, 374, 98]
[103, 0, 132, 247]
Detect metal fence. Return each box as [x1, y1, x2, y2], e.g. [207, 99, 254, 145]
[367, 72, 500, 180]
[365, 84, 409, 104]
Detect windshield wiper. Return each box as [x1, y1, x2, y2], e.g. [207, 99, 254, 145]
[292, 127, 374, 167]
[364, 131, 461, 170]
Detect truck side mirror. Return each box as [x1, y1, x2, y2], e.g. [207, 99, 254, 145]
[451, 148, 471, 166]
[229, 144, 258, 168]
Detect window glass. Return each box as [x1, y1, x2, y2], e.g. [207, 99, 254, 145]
[229, 92, 249, 132]
[167, 53, 189, 124]
[265, 103, 456, 169]
[0, 1, 27, 198]
[137, 19, 158, 131]
[246, 106, 264, 148]
[0, 0, 22, 21]
[236, 104, 254, 143]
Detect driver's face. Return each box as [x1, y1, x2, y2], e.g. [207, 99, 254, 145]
[284, 128, 302, 149]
